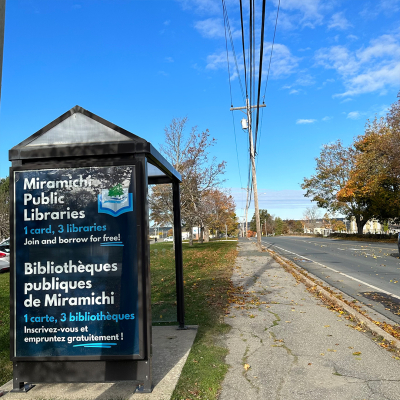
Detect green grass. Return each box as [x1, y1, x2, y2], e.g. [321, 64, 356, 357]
[150, 241, 237, 400]
[0, 241, 237, 397]
[0, 272, 11, 386]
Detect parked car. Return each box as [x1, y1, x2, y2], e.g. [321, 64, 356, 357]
[0, 238, 10, 273]
[0, 238, 9, 254]
[164, 236, 174, 242]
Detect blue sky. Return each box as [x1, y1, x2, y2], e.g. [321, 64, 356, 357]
[1, 0, 399, 222]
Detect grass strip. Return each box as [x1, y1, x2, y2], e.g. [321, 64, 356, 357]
[150, 241, 237, 400]
[0, 272, 11, 386]
[0, 240, 237, 397]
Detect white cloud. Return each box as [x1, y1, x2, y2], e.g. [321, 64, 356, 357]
[295, 73, 315, 86]
[356, 34, 400, 63]
[347, 34, 358, 41]
[164, 20, 171, 26]
[347, 111, 364, 119]
[322, 78, 335, 86]
[338, 62, 400, 97]
[328, 12, 352, 30]
[194, 18, 230, 39]
[206, 51, 227, 70]
[178, 0, 221, 15]
[290, 89, 300, 94]
[206, 43, 299, 79]
[165, 57, 174, 63]
[322, 116, 332, 121]
[360, 0, 400, 19]
[268, 0, 326, 29]
[266, 43, 300, 78]
[315, 45, 358, 76]
[315, 33, 400, 97]
[296, 119, 317, 124]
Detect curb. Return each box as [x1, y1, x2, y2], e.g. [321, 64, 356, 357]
[267, 249, 400, 349]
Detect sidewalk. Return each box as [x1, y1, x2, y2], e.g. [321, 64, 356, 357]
[0, 326, 198, 400]
[219, 239, 400, 400]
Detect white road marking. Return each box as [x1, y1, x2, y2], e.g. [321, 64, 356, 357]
[271, 244, 400, 301]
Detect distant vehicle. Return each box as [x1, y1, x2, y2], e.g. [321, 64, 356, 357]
[0, 238, 10, 273]
[164, 236, 174, 242]
[0, 238, 9, 254]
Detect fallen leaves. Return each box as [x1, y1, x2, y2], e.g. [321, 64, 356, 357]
[243, 363, 251, 371]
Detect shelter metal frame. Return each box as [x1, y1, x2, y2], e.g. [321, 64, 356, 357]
[9, 106, 185, 393]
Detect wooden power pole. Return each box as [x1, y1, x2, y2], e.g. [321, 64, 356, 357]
[231, 100, 265, 251]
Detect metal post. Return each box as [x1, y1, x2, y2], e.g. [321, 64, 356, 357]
[246, 99, 262, 251]
[172, 180, 186, 329]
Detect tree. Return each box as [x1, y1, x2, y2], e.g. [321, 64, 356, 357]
[202, 189, 237, 239]
[149, 117, 226, 246]
[322, 212, 343, 232]
[286, 219, 303, 234]
[301, 141, 373, 233]
[250, 209, 272, 234]
[302, 205, 321, 232]
[274, 217, 287, 235]
[332, 220, 346, 232]
[0, 177, 9, 241]
[338, 92, 400, 223]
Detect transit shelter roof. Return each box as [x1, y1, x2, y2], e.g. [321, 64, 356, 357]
[9, 105, 181, 183]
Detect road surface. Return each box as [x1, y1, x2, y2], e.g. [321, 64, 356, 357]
[259, 236, 400, 324]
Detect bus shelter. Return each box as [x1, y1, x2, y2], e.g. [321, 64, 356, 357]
[8, 105, 185, 392]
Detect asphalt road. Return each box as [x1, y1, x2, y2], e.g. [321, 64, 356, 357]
[259, 236, 400, 325]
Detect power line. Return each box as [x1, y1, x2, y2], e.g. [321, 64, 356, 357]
[239, 0, 248, 99]
[221, 0, 244, 189]
[222, 0, 245, 103]
[262, 0, 280, 102]
[254, 0, 267, 155]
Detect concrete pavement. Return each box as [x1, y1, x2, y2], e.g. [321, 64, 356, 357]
[0, 326, 198, 400]
[220, 239, 400, 400]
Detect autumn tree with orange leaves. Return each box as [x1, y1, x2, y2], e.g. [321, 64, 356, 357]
[301, 140, 373, 233]
[338, 92, 400, 224]
[201, 189, 237, 238]
[303, 91, 400, 233]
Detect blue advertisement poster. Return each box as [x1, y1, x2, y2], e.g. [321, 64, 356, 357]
[13, 166, 139, 358]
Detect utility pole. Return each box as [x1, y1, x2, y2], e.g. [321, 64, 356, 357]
[241, 190, 250, 237]
[231, 100, 265, 251]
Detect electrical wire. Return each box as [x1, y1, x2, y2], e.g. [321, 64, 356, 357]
[254, 0, 267, 155]
[262, 0, 280, 102]
[239, 0, 248, 99]
[222, 0, 245, 103]
[221, 0, 244, 188]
